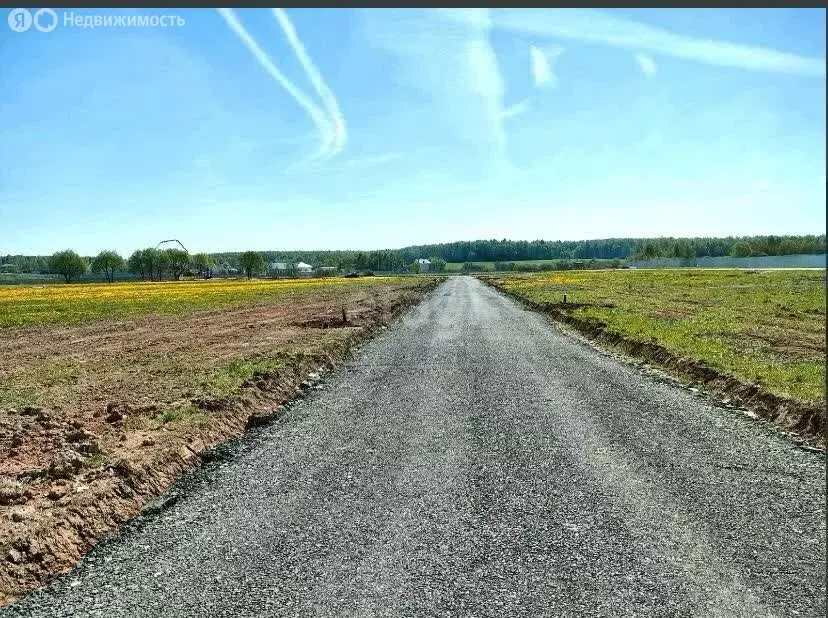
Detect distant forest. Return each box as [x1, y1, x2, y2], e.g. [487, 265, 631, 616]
[395, 235, 827, 263]
[3, 234, 825, 274]
[211, 235, 826, 270]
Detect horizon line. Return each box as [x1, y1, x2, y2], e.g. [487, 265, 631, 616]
[2, 232, 826, 258]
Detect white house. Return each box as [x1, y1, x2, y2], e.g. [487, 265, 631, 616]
[213, 262, 238, 277]
[296, 262, 314, 274]
[269, 262, 289, 272]
[416, 258, 431, 272]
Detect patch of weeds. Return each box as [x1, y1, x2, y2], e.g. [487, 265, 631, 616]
[0, 481, 25, 505]
[157, 409, 186, 424]
[155, 404, 210, 428]
[85, 452, 107, 469]
[200, 355, 289, 396]
[34, 360, 82, 387]
[0, 386, 41, 409]
[123, 414, 153, 431]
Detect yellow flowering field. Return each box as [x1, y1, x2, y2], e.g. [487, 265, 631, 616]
[484, 268, 826, 403]
[0, 276, 425, 329]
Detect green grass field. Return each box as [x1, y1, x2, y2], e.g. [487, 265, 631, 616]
[484, 269, 826, 404]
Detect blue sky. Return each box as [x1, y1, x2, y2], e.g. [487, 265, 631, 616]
[1, 8, 825, 256]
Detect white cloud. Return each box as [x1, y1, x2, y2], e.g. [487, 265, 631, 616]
[360, 9, 510, 169]
[466, 31, 507, 160]
[635, 52, 657, 77]
[335, 152, 406, 169]
[447, 8, 826, 78]
[501, 98, 532, 120]
[530, 45, 564, 88]
[530, 46, 551, 87]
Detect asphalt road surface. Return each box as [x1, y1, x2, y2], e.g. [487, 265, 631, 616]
[5, 277, 825, 617]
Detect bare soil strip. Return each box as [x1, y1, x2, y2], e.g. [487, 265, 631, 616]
[0, 279, 439, 605]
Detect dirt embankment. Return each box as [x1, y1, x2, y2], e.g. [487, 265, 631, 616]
[479, 277, 825, 450]
[0, 279, 440, 606]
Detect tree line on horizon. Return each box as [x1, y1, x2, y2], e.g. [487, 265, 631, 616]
[32, 248, 271, 284]
[2, 235, 824, 282]
[395, 234, 826, 263]
[203, 234, 827, 272]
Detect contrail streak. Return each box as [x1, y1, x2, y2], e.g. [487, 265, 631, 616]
[272, 8, 347, 157]
[216, 8, 335, 159]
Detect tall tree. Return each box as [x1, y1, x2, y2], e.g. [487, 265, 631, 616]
[49, 250, 87, 283]
[429, 257, 447, 273]
[191, 253, 214, 278]
[129, 248, 161, 281]
[239, 251, 266, 279]
[731, 241, 754, 258]
[163, 248, 190, 280]
[127, 250, 148, 280]
[155, 250, 169, 281]
[90, 250, 124, 283]
[144, 248, 160, 281]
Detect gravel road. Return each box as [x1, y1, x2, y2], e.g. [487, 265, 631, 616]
[4, 276, 825, 617]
